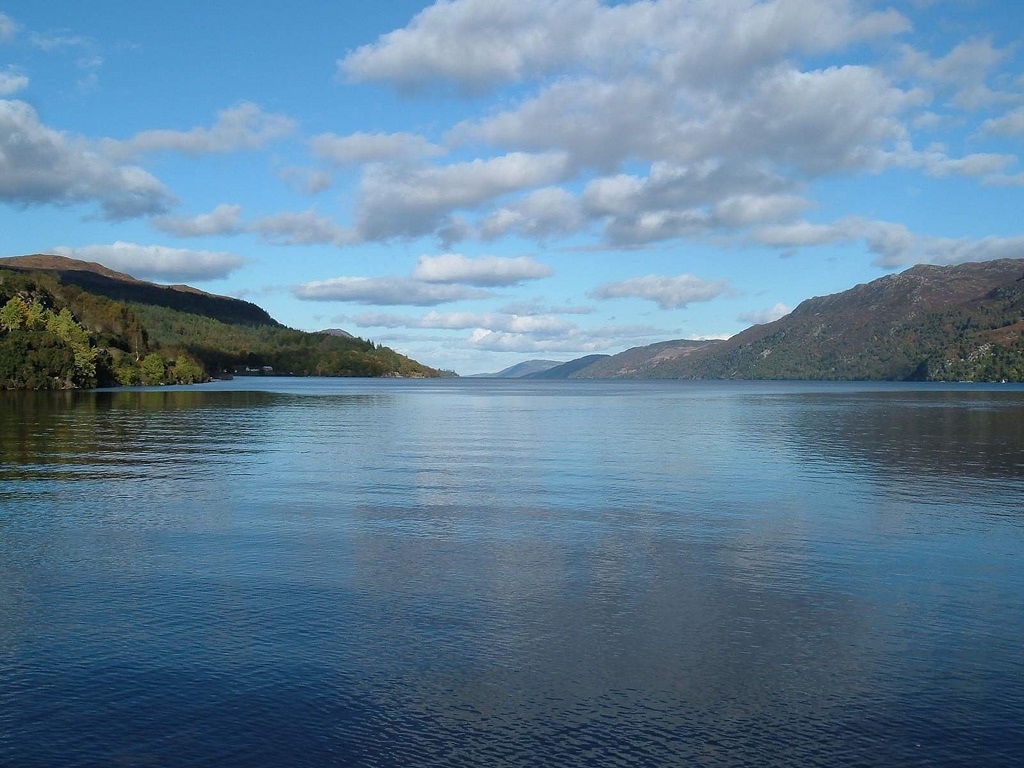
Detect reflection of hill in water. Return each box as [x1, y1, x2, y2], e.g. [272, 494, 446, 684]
[0, 389, 391, 481]
[782, 389, 1024, 483]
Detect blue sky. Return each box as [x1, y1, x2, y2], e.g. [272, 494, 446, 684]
[1, 1, 1022, 374]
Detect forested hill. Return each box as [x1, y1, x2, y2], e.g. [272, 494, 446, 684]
[0, 255, 275, 326]
[572, 259, 1024, 381]
[0, 256, 440, 389]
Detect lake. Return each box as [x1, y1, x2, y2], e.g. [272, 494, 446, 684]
[1, 378, 1022, 767]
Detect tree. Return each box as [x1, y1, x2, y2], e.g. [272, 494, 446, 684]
[0, 297, 26, 331]
[140, 353, 167, 385]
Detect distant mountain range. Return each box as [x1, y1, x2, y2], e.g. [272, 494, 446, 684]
[469, 359, 565, 378]
[530, 259, 1024, 382]
[0, 255, 440, 389]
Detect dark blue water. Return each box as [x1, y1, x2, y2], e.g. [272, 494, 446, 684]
[2, 379, 1023, 766]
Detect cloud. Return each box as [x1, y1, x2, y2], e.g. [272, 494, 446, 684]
[153, 204, 245, 237]
[589, 273, 731, 309]
[0, 99, 172, 219]
[898, 37, 1012, 109]
[411, 253, 552, 286]
[252, 210, 356, 247]
[0, 12, 17, 42]
[106, 102, 296, 159]
[754, 216, 1024, 268]
[311, 131, 444, 165]
[53, 242, 245, 282]
[341, 0, 907, 93]
[28, 32, 92, 51]
[354, 151, 570, 240]
[980, 107, 1024, 137]
[739, 303, 792, 325]
[498, 299, 593, 316]
[480, 187, 585, 240]
[293, 276, 491, 305]
[152, 204, 357, 247]
[0, 67, 28, 96]
[339, 0, 594, 93]
[276, 165, 334, 195]
[712, 194, 811, 227]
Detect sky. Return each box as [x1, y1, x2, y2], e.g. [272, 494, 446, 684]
[1, 0, 1023, 374]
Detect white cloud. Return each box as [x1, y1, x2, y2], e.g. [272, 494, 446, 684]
[28, 32, 92, 51]
[980, 107, 1024, 137]
[754, 221, 847, 248]
[480, 187, 585, 240]
[754, 216, 1024, 268]
[411, 253, 552, 286]
[293, 276, 491, 305]
[153, 204, 245, 237]
[0, 99, 172, 219]
[252, 210, 355, 247]
[311, 131, 444, 165]
[341, 0, 907, 93]
[0, 12, 17, 42]
[417, 310, 572, 336]
[277, 165, 333, 195]
[107, 102, 296, 159]
[498, 299, 593, 316]
[339, 0, 595, 92]
[0, 67, 28, 96]
[355, 151, 570, 240]
[739, 303, 792, 325]
[898, 37, 1012, 109]
[589, 273, 731, 309]
[712, 194, 811, 227]
[54, 242, 245, 282]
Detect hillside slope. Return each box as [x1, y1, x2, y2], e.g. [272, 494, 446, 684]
[577, 260, 1024, 381]
[0, 256, 440, 388]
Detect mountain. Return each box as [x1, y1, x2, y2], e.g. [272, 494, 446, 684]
[470, 359, 564, 378]
[524, 354, 610, 379]
[574, 259, 1024, 381]
[319, 328, 355, 339]
[0, 255, 441, 389]
[0, 254, 276, 326]
[572, 340, 720, 379]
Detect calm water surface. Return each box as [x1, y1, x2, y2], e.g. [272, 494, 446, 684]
[1, 378, 1022, 766]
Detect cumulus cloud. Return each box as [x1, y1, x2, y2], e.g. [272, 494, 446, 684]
[106, 102, 296, 159]
[0, 99, 172, 219]
[980, 107, 1024, 137]
[341, 0, 907, 93]
[754, 216, 1024, 268]
[411, 253, 552, 286]
[311, 131, 444, 165]
[0, 67, 28, 96]
[898, 37, 1012, 109]
[54, 242, 245, 282]
[252, 210, 356, 247]
[153, 204, 245, 237]
[277, 165, 333, 195]
[739, 303, 792, 325]
[354, 151, 570, 240]
[589, 273, 731, 309]
[480, 187, 585, 240]
[293, 276, 491, 305]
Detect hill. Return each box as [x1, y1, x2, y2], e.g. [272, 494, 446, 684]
[0, 255, 276, 326]
[524, 354, 610, 379]
[0, 255, 440, 389]
[574, 259, 1024, 381]
[470, 359, 563, 378]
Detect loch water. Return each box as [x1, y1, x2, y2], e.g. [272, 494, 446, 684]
[1, 378, 1022, 767]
